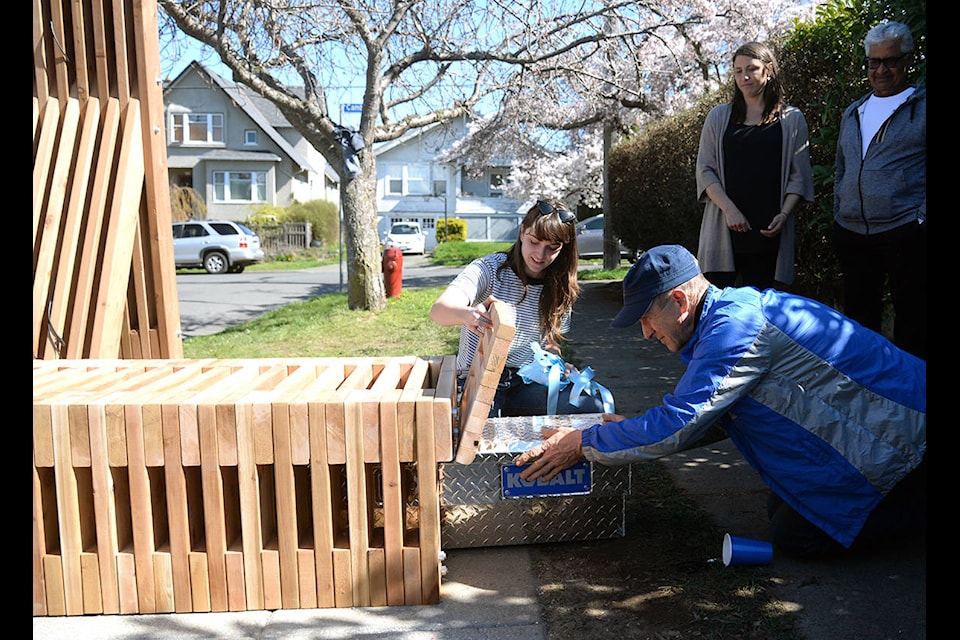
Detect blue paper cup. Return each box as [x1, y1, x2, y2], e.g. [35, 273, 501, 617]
[722, 533, 773, 566]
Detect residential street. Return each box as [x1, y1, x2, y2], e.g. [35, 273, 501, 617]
[175, 254, 463, 338]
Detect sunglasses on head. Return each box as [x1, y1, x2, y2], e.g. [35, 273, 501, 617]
[536, 200, 576, 224]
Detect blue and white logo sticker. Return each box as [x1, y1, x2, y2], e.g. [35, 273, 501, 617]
[501, 461, 592, 498]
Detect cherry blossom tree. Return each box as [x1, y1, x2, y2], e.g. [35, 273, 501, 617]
[158, 0, 822, 306]
[443, 0, 825, 265]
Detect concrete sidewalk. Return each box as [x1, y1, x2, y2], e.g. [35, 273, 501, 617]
[33, 545, 547, 639]
[659, 439, 926, 640]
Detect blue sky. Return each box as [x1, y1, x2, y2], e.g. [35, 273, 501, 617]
[161, 36, 367, 127]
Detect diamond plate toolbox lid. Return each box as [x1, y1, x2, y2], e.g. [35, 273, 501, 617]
[475, 413, 607, 454]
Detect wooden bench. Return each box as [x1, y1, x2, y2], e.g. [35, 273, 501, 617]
[33, 356, 458, 615]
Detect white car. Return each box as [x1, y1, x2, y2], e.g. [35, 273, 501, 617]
[384, 221, 426, 255]
[575, 214, 635, 261]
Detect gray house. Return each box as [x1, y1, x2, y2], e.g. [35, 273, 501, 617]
[163, 62, 339, 221]
[164, 63, 528, 251]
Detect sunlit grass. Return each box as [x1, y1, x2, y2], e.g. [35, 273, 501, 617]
[182, 285, 459, 359]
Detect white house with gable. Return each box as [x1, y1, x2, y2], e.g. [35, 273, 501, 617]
[374, 114, 529, 253]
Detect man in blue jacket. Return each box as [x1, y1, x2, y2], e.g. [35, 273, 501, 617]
[833, 21, 926, 360]
[516, 245, 926, 558]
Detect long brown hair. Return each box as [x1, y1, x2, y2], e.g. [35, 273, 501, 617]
[730, 41, 785, 125]
[497, 199, 579, 348]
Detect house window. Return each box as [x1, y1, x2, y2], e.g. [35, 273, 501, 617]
[387, 177, 403, 195]
[489, 172, 504, 193]
[170, 112, 224, 144]
[213, 171, 267, 203]
[244, 130, 258, 145]
[382, 163, 432, 196]
[405, 164, 430, 195]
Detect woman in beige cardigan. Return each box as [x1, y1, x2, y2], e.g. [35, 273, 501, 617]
[695, 41, 814, 290]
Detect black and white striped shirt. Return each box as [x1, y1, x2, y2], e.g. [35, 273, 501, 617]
[447, 252, 572, 372]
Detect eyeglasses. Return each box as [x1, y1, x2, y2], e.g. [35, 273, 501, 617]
[865, 54, 909, 70]
[535, 200, 576, 224]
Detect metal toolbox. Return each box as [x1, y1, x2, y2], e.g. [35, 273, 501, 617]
[440, 413, 630, 549]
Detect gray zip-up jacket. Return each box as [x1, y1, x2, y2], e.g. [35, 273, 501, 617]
[833, 85, 926, 235]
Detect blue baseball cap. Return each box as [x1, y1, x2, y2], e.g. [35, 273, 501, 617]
[611, 245, 701, 328]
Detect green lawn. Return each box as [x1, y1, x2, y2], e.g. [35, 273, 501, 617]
[181, 241, 629, 358]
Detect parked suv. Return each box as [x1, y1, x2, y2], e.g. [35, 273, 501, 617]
[172, 220, 266, 274]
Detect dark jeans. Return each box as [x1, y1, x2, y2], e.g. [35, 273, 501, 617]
[767, 457, 926, 558]
[832, 221, 927, 360]
[488, 367, 608, 418]
[704, 252, 779, 291]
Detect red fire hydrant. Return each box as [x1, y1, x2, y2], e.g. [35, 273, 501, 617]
[382, 247, 403, 298]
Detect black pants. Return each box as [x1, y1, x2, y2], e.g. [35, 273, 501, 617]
[832, 221, 927, 360]
[767, 458, 926, 559]
[704, 252, 778, 291]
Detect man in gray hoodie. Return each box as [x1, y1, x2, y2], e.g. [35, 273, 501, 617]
[833, 21, 926, 361]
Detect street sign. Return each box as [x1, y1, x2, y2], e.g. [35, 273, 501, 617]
[343, 103, 363, 113]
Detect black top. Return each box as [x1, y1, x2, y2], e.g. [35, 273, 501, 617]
[723, 119, 783, 254]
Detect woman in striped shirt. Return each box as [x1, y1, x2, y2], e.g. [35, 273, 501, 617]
[430, 199, 608, 417]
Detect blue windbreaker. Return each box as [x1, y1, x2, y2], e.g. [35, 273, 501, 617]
[580, 285, 926, 547]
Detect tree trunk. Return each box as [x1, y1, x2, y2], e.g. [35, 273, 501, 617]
[341, 155, 387, 311]
[602, 118, 620, 271]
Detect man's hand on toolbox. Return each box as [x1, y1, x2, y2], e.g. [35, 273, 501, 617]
[516, 413, 624, 482]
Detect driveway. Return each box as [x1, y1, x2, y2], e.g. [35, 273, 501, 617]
[176, 254, 464, 338]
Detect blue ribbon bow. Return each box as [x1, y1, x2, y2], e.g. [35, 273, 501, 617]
[516, 343, 615, 415]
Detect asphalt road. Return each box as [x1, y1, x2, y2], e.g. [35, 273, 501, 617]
[176, 254, 464, 338]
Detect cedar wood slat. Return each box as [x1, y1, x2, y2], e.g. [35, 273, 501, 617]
[85, 99, 144, 357]
[378, 387, 407, 605]
[455, 300, 516, 463]
[33, 98, 60, 245]
[69, 0, 90, 103]
[343, 393, 371, 606]
[47, 99, 102, 360]
[132, 0, 183, 359]
[33, 98, 79, 358]
[65, 97, 121, 358]
[111, 0, 131, 106]
[33, 0, 49, 105]
[46, 0, 71, 101]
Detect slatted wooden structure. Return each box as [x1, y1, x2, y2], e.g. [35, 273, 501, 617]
[32, 302, 515, 617]
[33, 0, 182, 360]
[33, 356, 459, 615]
[454, 302, 516, 464]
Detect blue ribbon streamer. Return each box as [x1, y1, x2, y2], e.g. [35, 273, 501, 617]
[516, 343, 568, 415]
[516, 343, 615, 415]
[566, 366, 616, 414]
